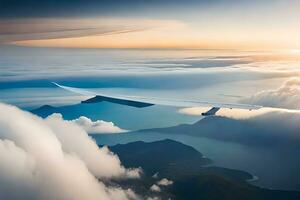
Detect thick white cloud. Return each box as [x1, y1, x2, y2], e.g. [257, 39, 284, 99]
[157, 178, 173, 186]
[146, 197, 161, 200]
[241, 78, 300, 109]
[150, 184, 161, 192]
[148, 178, 173, 196]
[0, 103, 141, 200]
[45, 114, 139, 178]
[71, 116, 127, 134]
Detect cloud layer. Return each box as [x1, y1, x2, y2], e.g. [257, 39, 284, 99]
[157, 178, 173, 186]
[0, 103, 141, 200]
[150, 184, 161, 192]
[0, 18, 184, 44]
[71, 116, 127, 134]
[240, 78, 300, 109]
[179, 78, 300, 118]
[149, 178, 173, 194]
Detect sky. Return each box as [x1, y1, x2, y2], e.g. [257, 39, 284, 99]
[1, 0, 300, 196]
[0, 0, 299, 49]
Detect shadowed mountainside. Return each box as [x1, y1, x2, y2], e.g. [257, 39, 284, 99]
[138, 115, 300, 147]
[108, 139, 300, 200]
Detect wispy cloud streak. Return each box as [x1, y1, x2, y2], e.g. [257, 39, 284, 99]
[0, 18, 182, 43]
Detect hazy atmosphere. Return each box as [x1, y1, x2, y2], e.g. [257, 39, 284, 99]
[1, 0, 300, 200]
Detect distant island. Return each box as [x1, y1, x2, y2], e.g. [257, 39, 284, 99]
[108, 139, 300, 200]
